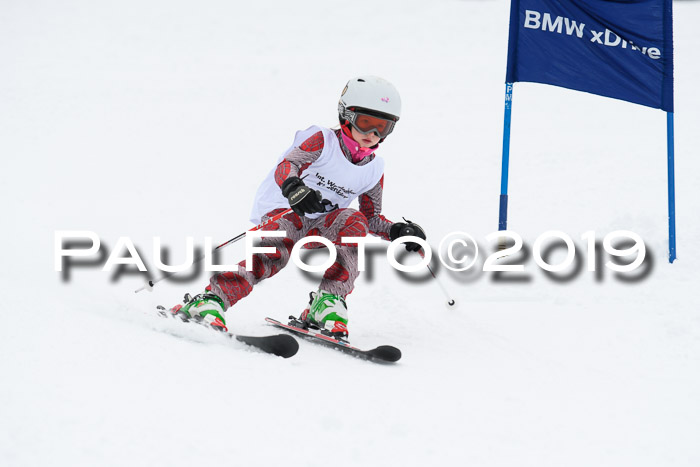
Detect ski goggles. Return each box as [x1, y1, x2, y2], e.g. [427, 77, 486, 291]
[346, 110, 397, 138]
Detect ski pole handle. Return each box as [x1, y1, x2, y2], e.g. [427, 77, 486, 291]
[134, 208, 293, 293]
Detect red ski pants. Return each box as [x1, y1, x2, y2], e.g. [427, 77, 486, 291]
[208, 208, 369, 310]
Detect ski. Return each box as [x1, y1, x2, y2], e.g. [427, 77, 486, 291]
[265, 317, 401, 363]
[232, 333, 299, 359]
[157, 306, 299, 358]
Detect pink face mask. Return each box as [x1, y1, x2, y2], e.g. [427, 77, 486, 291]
[339, 127, 376, 163]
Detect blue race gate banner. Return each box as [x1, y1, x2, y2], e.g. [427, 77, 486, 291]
[505, 0, 674, 111]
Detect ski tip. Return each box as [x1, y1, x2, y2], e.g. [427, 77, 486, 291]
[265, 334, 299, 358]
[236, 334, 299, 358]
[369, 345, 402, 363]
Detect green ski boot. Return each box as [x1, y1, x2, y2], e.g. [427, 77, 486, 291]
[301, 290, 349, 338]
[168, 292, 227, 332]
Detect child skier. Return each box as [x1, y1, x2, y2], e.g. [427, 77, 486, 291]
[168, 76, 426, 338]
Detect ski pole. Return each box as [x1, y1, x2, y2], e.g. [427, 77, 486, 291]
[426, 264, 457, 308]
[417, 248, 457, 309]
[134, 208, 293, 293]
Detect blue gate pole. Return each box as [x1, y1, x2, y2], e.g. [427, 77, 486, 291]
[667, 111, 676, 263]
[498, 83, 514, 233]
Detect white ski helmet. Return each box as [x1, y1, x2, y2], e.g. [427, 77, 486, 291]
[338, 76, 401, 140]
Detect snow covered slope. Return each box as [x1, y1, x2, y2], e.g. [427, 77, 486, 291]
[1, 1, 699, 466]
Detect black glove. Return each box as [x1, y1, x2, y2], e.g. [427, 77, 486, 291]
[281, 177, 325, 217]
[389, 219, 427, 252]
